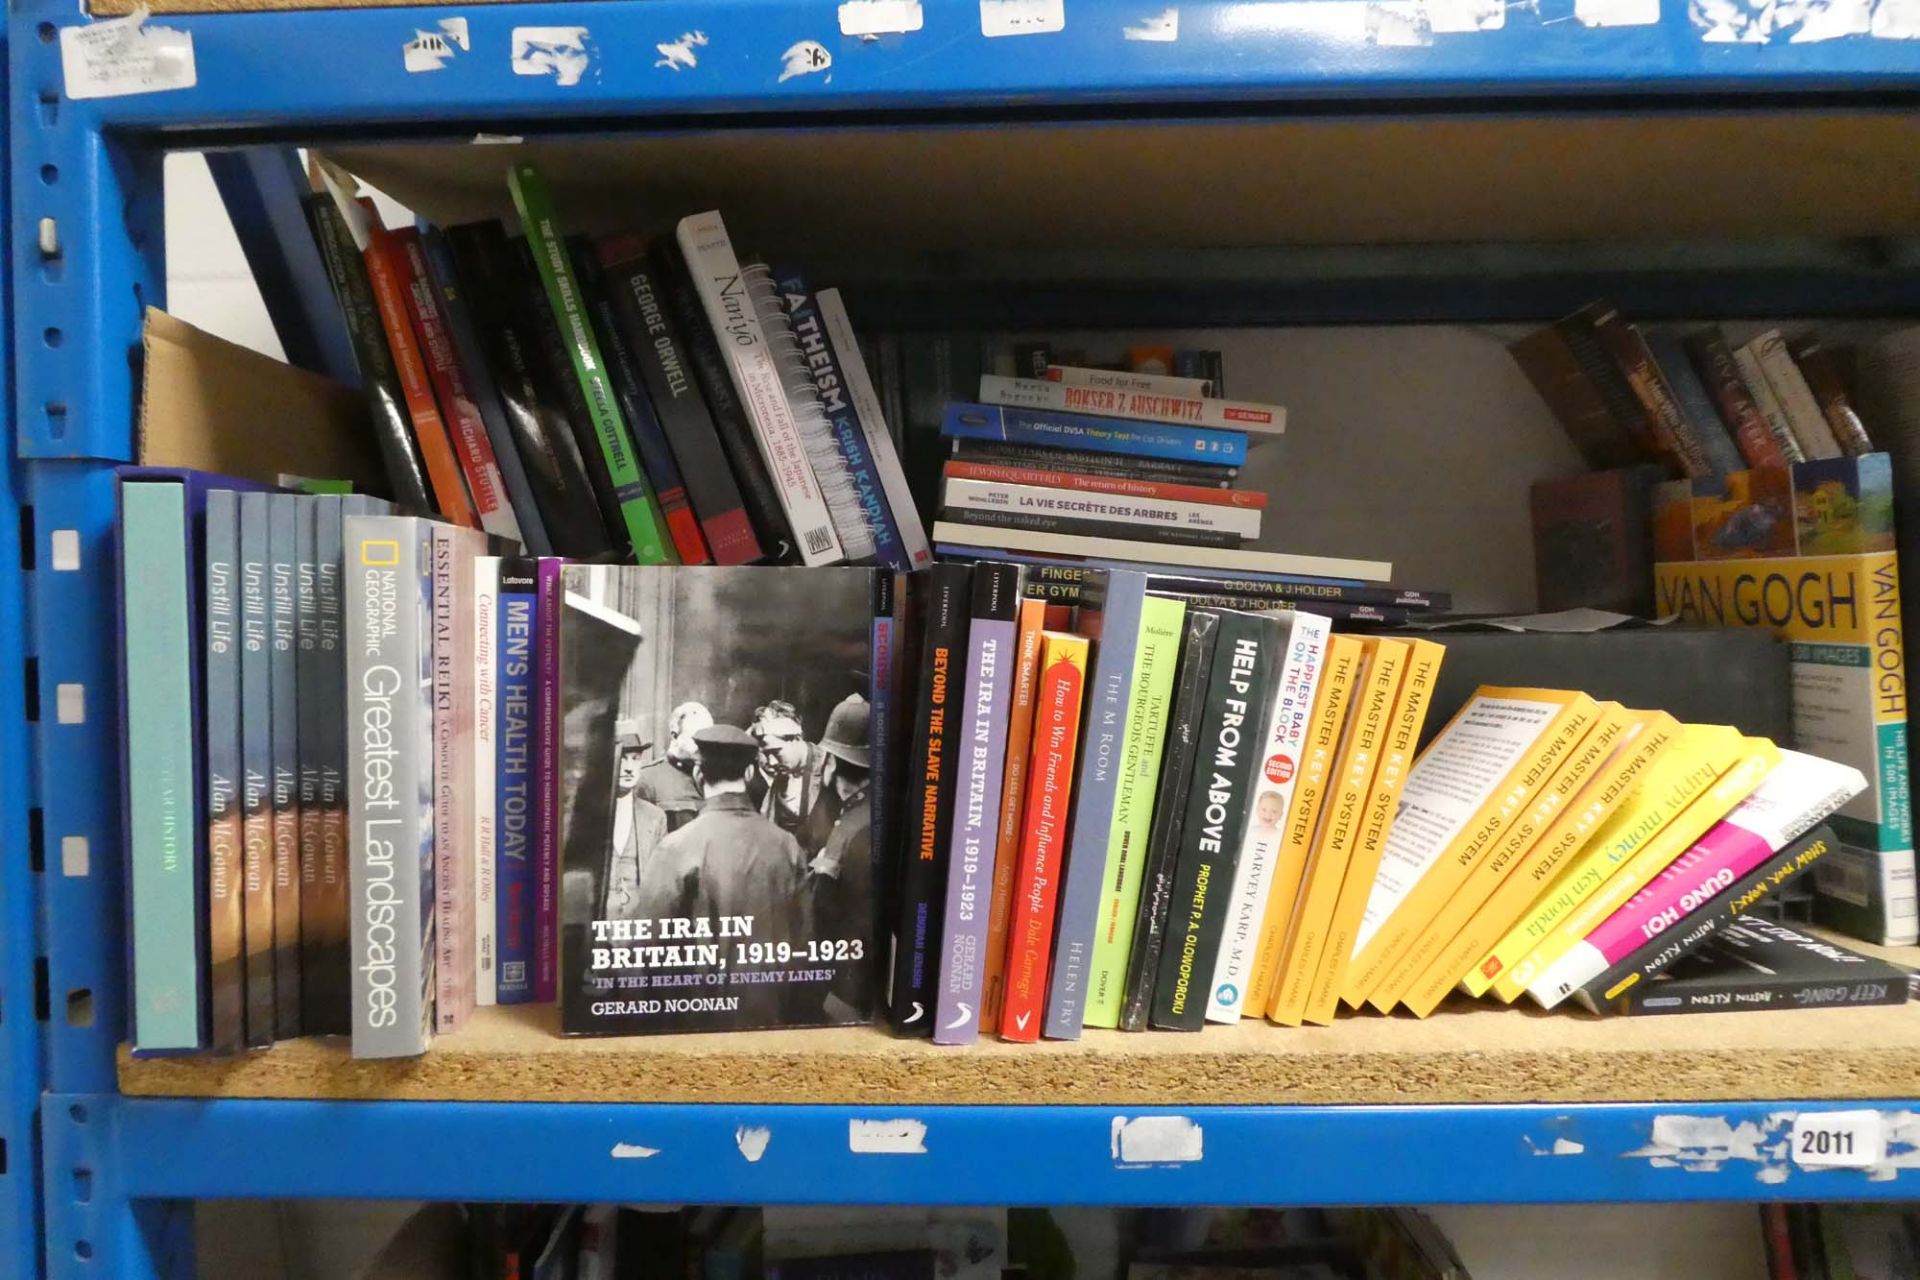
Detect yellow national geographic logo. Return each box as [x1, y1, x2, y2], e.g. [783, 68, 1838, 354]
[360, 539, 401, 567]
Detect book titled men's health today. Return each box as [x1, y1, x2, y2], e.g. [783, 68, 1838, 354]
[556, 565, 878, 1035]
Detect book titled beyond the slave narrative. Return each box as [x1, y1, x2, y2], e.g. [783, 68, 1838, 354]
[557, 564, 878, 1035]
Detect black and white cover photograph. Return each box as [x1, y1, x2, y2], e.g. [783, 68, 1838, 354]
[557, 564, 879, 1035]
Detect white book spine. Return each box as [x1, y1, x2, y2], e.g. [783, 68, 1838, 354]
[429, 527, 474, 1036]
[817, 287, 933, 569]
[1047, 363, 1214, 398]
[978, 373, 1286, 436]
[676, 212, 844, 565]
[928, 519, 1393, 583]
[1206, 613, 1333, 1022]
[472, 554, 499, 1005]
[941, 476, 1262, 539]
[1731, 344, 1808, 463]
[1746, 330, 1843, 460]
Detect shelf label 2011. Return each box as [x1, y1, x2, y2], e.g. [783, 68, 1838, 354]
[1789, 1110, 1885, 1170]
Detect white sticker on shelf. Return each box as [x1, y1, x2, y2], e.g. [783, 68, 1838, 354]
[609, 1142, 660, 1159]
[1424, 0, 1507, 30]
[1366, 2, 1435, 43]
[848, 1118, 928, 1154]
[60, 7, 197, 102]
[1574, 0, 1660, 25]
[404, 18, 470, 72]
[1875, 0, 1920, 36]
[511, 26, 592, 86]
[735, 1125, 772, 1162]
[656, 30, 709, 71]
[56, 683, 85, 725]
[1111, 1116, 1204, 1165]
[1791, 1111, 1886, 1169]
[50, 530, 80, 572]
[1123, 7, 1181, 38]
[981, 0, 1067, 37]
[61, 836, 89, 878]
[839, 0, 926, 36]
[779, 40, 834, 81]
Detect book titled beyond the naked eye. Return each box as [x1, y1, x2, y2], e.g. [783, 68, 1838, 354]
[557, 564, 880, 1035]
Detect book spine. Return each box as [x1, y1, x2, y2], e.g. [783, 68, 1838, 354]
[507, 164, 673, 564]
[950, 439, 1237, 487]
[886, 563, 972, 1033]
[399, 229, 523, 542]
[429, 528, 473, 1034]
[1045, 571, 1150, 1038]
[676, 212, 844, 565]
[575, 241, 710, 566]
[1084, 595, 1189, 1029]
[473, 555, 499, 1006]
[978, 596, 1049, 1031]
[934, 521, 1391, 585]
[870, 571, 898, 962]
[301, 196, 433, 511]
[1789, 335, 1877, 457]
[417, 228, 551, 553]
[362, 223, 480, 527]
[266, 494, 302, 1038]
[595, 237, 762, 564]
[817, 288, 934, 569]
[238, 499, 276, 1047]
[944, 403, 1249, 467]
[1138, 573, 1444, 611]
[1684, 329, 1791, 470]
[1205, 613, 1332, 1023]
[1591, 309, 1712, 479]
[1730, 342, 1809, 464]
[1045, 364, 1214, 398]
[944, 459, 1267, 511]
[1746, 331, 1843, 460]
[932, 563, 1023, 1044]
[296, 499, 345, 1032]
[941, 506, 1242, 550]
[345, 515, 435, 1059]
[120, 481, 204, 1051]
[205, 491, 246, 1053]
[1119, 609, 1221, 1031]
[495, 560, 539, 1003]
[535, 556, 564, 1002]
[1554, 308, 1669, 468]
[779, 272, 911, 570]
[1578, 825, 1838, 1013]
[1643, 330, 1748, 477]
[977, 374, 1284, 435]
[651, 237, 798, 563]
[999, 632, 1091, 1041]
[1150, 611, 1277, 1030]
[942, 477, 1261, 540]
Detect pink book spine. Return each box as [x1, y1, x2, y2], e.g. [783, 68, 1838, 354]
[534, 557, 563, 1002]
[1580, 821, 1775, 965]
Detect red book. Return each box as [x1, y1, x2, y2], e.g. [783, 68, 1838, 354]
[943, 459, 1268, 510]
[998, 632, 1089, 1042]
[362, 220, 479, 527]
[1684, 329, 1790, 471]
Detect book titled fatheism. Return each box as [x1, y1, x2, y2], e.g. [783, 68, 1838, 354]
[556, 564, 878, 1035]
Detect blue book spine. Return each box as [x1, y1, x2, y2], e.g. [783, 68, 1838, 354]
[777, 270, 910, 570]
[942, 403, 1248, 467]
[494, 560, 539, 1004]
[1043, 568, 1149, 1039]
[1646, 331, 1747, 477]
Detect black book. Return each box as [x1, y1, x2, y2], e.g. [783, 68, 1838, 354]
[442, 222, 611, 558]
[949, 438, 1240, 487]
[1119, 607, 1220, 1031]
[1150, 608, 1282, 1030]
[301, 194, 432, 511]
[1141, 574, 1449, 613]
[597, 236, 764, 566]
[556, 563, 877, 1034]
[940, 507, 1241, 550]
[871, 571, 923, 974]
[1618, 916, 1909, 1017]
[649, 236, 799, 564]
[887, 563, 973, 1034]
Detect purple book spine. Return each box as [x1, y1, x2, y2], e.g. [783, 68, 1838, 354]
[932, 563, 1024, 1044]
[534, 556, 563, 1003]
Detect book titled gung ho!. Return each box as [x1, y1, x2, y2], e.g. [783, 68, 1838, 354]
[557, 564, 879, 1035]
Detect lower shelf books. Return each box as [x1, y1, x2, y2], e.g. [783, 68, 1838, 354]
[1610, 915, 1910, 1016]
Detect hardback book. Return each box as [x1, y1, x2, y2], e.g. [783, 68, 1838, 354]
[943, 403, 1248, 468]
[954, 546, 1436, 604]
[999, 630, 1091, 1041]
[1611, 915, 1908, 1016]
[933, 564, 1024, 1044]
[1244, 634, 1365, 1018]
[1573, 823, 1838, 1013]
[930, 521, 1392, 583]
[939, 505, 1240, 551]
[1484, 735, 1781, 1002]
[817, 287, 934, 569]
[1084, 594, 1189, 1029]
[1149, 609, 1283, 1030]
[1743, 330, 1844, 460]
[1589, 306, 1714, 479]
[1118, 610, 1224, 1031]
[555, 565, 877, 1035]
[1045, 363, 1213, 399]
[976, 373, 1284, 437]
[1526, 749, 1866, 1007]
[1643, 331, 1747, 477]
[296, 496, 343, 1033]
[676, 212, 844, 566]
[344, 514, 438, 1059]
[495, 558, 540, 1003]
[430, 525, 483, 1035]
[871, 571, 921, 973]
[944, 460, 1268, 513]
[1554, 303, 1685, 472]
[941, 476, 1261, 540]
[1203, 612, 1332, 1023]
[473, 554, 500, 1006]
[888, 563, 973, 1034]
[535, 558, 565, 1001]
[1045, 569, 1152, 1038]
[1682, 328, 1792, 471]
[508, 165, 672, 564]
[977, 596, 1049, 1032]
[265, 495, 303, 1038]
[237, 492, 277, 1046]
[949, 438, 1238, 488]
[1506, 320, 1644, 471]
[1529, 465, 1667, 617]
[205, 488, 247, 1053]
[1789, 335, 1876, 457]
[1729, 341, 1810, 464]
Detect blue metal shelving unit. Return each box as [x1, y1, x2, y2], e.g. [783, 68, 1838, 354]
[7, 0, 1920, 1274]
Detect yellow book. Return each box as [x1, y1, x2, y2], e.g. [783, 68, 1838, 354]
[1333, 686, 1600, 1016]
[1303, 638, 1444, 1025]
[1374, 708, 1678, 1016]
[1242, 635, 1365, 1015]
[1486, 735, 1782, 1002]
[1267, 639, 1394, 1026]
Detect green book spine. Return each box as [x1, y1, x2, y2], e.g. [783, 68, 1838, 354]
[122, 482, 203, 1051]
[506, 163, 672, 565]
[1084, 594, 1188, 1028]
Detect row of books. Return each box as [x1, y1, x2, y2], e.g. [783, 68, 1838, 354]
[1510, 301, 1877, 479]
[1762, 1202, 1919, 1280]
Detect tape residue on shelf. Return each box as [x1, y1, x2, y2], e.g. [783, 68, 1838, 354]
[1111, 1116, 1204, 1165]
[61, 6, 197, 102]
[1623, 1110, 1920, 1184]
[736, 1125, 772, 1162]
[849, 1118, 928, 1153]
[656, 31, 709, 71]
[779, 40, 835, 81]
[511, 26, 592, 86]
[609, 1141, 660, 1159]
[1575, 0, 1662, 25]
[1123, 8, 1181, 38]
[981, 0, 1068, 37]
[1692, 0, 1916, 40]
[404, 17, 469, 73]
[840, 0, 926, 36]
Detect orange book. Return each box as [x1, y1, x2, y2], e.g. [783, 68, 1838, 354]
[979, 596, 1050, 1031]
[998, 632, 1089, 1042]
[362, 220, 478, 527]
